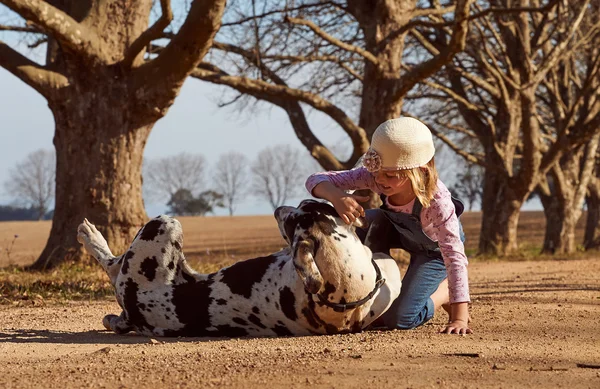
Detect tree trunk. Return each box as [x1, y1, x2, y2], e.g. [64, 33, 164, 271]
[539, 194, 580, 254]
[30, 83, 152, 269]
[352, 1, 413, 137]
[478, 167, 524, 255]
[538, 138, 599, 254]
[584, 178, 600, 250]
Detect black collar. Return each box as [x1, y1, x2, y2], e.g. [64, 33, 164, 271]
[314, 258, 386, 313]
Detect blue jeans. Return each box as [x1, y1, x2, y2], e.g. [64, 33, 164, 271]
[361, 208, 466, 330]
[382, 254, 447, 329]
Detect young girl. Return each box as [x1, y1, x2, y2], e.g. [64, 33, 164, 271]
[305, 117, 472, 335]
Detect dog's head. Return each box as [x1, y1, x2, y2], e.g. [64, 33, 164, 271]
[274, 200, 366, 294]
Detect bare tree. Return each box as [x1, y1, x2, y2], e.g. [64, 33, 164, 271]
[4, 149, 55, 220]
[144, 153, 207, 202]
[584, 153, 600, 250]
[449, 163, 484, 212]
[411, 0, 600, 255]
[251, 145, 304, 210]
[188, 0, 473, 178]
[213, 151, 249, 216]
[0, 0, 226, 268]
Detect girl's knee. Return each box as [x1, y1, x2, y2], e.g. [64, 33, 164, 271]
[383, 300, 435, 330]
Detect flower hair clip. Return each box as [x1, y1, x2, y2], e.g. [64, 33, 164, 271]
[362, 148, 382, 173]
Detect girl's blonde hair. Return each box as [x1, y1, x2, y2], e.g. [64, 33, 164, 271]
[396, 158, 438, 208]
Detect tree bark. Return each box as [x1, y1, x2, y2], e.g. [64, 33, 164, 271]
[584, 177, 600, 250]
[30, 78, 152, 269]
[538, 137, 599, 254]
[478, 164, 524, 255]
[2, 0, 228, 269]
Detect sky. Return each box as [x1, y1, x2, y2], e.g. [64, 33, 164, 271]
[0, 56, 350, 216]
[0, 4, 543, 216]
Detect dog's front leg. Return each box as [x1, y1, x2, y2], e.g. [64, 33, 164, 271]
[77, 218, 121, 283]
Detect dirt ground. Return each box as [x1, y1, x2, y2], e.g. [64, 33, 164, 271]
[1, 258, 599, 389]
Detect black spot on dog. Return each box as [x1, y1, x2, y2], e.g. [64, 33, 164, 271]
[325, 324, 339, 334]
[164, 292, 169, 297]
[214, 325, 248, 337]
[168, 261, 175, 270]
[279, 287, 297, 321]
[265, 297, 270, 303]
[166, 307, 171, 312]
[278, 260, 286, 270]
[343, 289, 348, 294]
[139, 256, 159, 282]
[139, 219, 164, 241]
[173, 241, 182, 251]
[138, 303, 146, 310]
[275, 303, 280, 310]
[322, 282, 336, 301]
[216, 298, 227, 305]
[233, 317, 248, 326]
[337, 233, 347, 238]
[272, 325, 293, 336]
[123, 279, 154, 332]
[302, 306, 321, 329]
[161, 248, 166, 254]
[169, 273, 214, 336]
[220, 255, 278, 298]
[121, 251, 134, 274]
[361, 274, 364, 281]
[252, 306, 260, 314]
[334, 236, 341, 241]
[370, 310, 375, 317]
[165, 315, 170, 320]
[248, 314, 267, 329]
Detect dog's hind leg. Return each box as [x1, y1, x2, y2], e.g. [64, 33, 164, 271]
[77, 219, 121, 284]
[102, 311, 134, 334]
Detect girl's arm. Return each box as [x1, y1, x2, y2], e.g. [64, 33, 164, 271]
[423, 183, 472, 334]
[307, 167, 379, 224]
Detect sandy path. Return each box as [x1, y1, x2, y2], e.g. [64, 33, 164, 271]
[1, 258, 599, 389]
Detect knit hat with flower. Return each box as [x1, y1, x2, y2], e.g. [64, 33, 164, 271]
[362, 117, 435, 173]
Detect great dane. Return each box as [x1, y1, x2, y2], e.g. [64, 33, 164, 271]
[77, 200, 401, 337]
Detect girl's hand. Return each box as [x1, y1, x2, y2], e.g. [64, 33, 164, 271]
[331, 194, 370, 224]
[440, 319, 472, 335]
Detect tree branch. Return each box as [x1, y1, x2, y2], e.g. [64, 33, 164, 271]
[395, 0, 473, 101]
[133, 0, 227, 102]
[122, 0, 173, 69]
[0, 24, 37, 33]
[285, 16, 379, 67]
[0, 0, 102, 59]
[0, 40, 68, 96]
[191, 65, 369, 167]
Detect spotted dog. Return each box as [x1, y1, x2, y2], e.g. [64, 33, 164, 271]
[77, 200, 401, 337]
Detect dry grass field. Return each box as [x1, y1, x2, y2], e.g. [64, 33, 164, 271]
[0, 210, 591, 269]
[0, 211, 599, 389]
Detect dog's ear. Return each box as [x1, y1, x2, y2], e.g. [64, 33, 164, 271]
[275, 206, 297, 245]
[293, 239, 324, 294]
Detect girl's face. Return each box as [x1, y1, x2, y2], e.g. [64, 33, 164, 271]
[375, 170, 410, 195]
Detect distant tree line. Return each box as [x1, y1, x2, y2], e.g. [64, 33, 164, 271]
[143, 145, 313, 216]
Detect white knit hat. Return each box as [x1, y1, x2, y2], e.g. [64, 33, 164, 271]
[362, 117, 435, 172]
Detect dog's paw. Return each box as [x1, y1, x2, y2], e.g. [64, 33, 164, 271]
[77, 218, 108, 251]
[102, 314, 118, 331]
